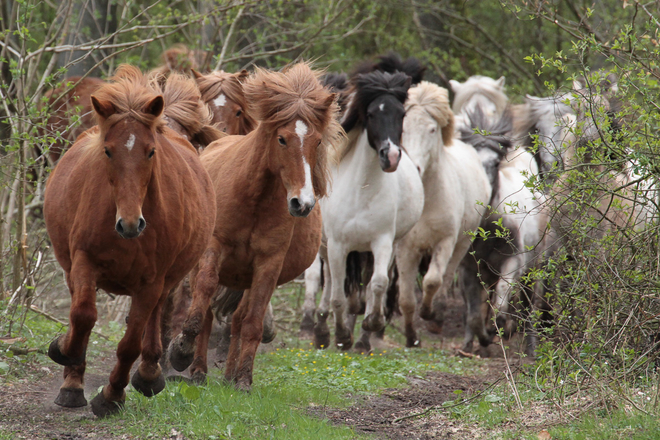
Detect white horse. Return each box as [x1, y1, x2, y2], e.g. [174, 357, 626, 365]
[449, 75, 508, 132]
[394, 81, 492, 347]
[315, 71, 424, 351]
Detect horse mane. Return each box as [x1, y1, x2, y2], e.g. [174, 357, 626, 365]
[194, 69, 257, 131]
[150, 44, 199, 81]
[91, 64, 166, 137]
[451, 75, 509, 115]
[459, 105, 513, 159]
[351, 52, 426, 85]
[243, 62, 343, 198]
[321, 72, 351, 112]
[405, 81, 455, 146]
[516, 95, 573, 148]
[150, 72, 212, 135]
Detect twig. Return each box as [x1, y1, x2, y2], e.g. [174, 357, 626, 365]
[29, 305, 111, 341]
[392, 406, 434, 423]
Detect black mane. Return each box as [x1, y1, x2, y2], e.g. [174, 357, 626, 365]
[321, 72, 351, 113]
[351, 52, 426, 85]
[459, 106, 513, 159]
[341, 70, 411, 133]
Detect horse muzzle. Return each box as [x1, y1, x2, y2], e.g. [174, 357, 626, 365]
[116, 216, 146, 239]
[288, 196, 316, 218]
[379, 144, 402, 172]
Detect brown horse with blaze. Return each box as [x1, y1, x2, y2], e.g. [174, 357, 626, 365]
[43, 65, 216, 417]
[168, 62, 342, 390]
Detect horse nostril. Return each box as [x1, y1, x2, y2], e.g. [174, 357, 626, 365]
[137, 217, 146, 233]
[289, 197, 301, 211]
[115, 219, 124, 235]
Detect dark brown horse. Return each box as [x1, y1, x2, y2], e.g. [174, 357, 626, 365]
[193, 69, 257, 135]
[44, 65, 216, 417]
[168, 63, 342, 390]
[40, 76, 105, 164]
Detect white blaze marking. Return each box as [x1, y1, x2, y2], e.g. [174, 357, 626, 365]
[379, 103, 385, 111]
[213, 94, 227, 108]
[125, 133, 136, 151]
[295, 120, 314, 204]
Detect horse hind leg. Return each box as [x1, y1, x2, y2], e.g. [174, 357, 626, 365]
[300, 254, 322, 338]
[169, 245, 221, 372]
[49, 254, 98, 408]
[313, 260, 332, 349]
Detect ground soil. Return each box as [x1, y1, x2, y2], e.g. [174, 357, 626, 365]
[0, 286, 523, 439]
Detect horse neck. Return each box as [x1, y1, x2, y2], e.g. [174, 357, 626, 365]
[343, 128, 389, 185]
[421, 135, 448, 186]
[238, 126, 280, 193]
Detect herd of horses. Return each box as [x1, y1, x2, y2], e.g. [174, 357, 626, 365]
[38, 48, 644, 418]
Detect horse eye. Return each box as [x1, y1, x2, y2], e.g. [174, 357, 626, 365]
[236, 109, 242, 117]
[317, 140, 322, 147]
[104, 147, 111, 158]
[278, 136, 286, 146]
[430, 128, 436, 134]
[148, 149, 155, 158]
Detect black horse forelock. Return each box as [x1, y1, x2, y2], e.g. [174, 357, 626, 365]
[459, 105, 513, 159]
[351, 52, 426, 85]
[341, 70, 411, 133]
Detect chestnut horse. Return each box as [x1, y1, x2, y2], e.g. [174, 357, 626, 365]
[44, 65, 216, 417]
[40, 76, 105, 164]
[168, 62, 341, 390]
[193, 69, 257, 135]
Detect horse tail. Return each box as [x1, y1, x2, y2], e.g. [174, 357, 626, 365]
[384, 262, 399, 321]
[344, 251, 372, 297]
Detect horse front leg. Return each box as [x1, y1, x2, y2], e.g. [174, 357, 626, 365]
[394, 239, 423, 348]
[327, 241, 352, 350]
[419, 236, 457, 329]
[362, 237, 394, 333]
[49, 252, 97, 409]
[168, 242, 221, 372]
[91, 281, 165, 418]
[227, 256, 285, 391]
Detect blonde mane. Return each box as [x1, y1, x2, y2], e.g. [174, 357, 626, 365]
[243, 62, 343, 198]
[406, 81, 455, 146]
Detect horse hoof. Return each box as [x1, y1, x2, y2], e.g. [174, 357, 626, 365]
[461, 341, 474, 354]
[419, 304, 434, 321]
[405, 337, 421, 348]
[90, 392, 124, 418]
[131, 370, 165, 397]
[362, 313, 385, 332]
[54, 387, 87, 408]
[478, 345, 490, 358]
[190, 370, 207, 385]
[335, 333, 353, 351]
[168, 334, 195, 372]
[261, 327, 277, 344]
[299, 315, 315, 338]
[48, 338, 85, 367]
[313, 324, 330, 349]
[353, 340, 371, 354]
[235, 378, 251, 393]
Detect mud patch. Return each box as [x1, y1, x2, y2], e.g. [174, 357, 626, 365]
[311, 370, 496, 439]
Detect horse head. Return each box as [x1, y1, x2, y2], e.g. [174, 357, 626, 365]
[342, 71, 411, 172]
[450, 75, 508, 122]
[403, 81, 455, 176]
[91, 65, 166, 239]
[244, 62, 341, 218]
[194, 69, 256, 135]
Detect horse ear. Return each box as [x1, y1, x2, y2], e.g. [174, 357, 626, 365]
[323, 93, 337, 110]
[449, 79, 461, 92]
[237, 69, 249, 82]
[191, 69, 203, 79]
[573, 79, 585, 92]
[144, 96, 164, 117]
[496, 76, 506, 88]
[403, 76, 412, 91]
[91, 96, 116, 119]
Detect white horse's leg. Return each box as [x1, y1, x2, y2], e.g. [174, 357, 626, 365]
[419, 236, 457, 323]
[313, 254, 332, 349]
[362, 237, 393, 333]
[395, 239, 423, 348]
[327, 241, 352, 350]
[300, 253, 322, 338]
